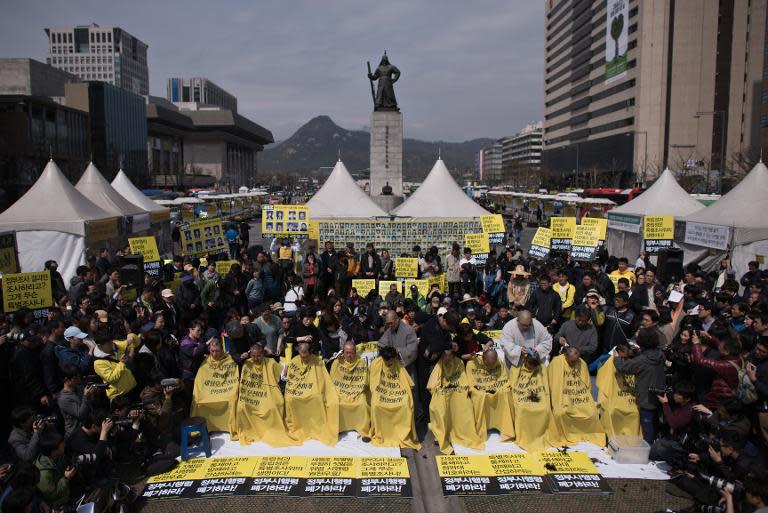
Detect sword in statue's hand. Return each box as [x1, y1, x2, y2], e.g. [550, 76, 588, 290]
[366, 61, 376, 107]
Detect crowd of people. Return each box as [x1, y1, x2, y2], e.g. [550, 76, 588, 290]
[1, 222, 768, 512]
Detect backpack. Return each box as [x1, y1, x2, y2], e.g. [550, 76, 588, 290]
[728, 360, 758, 404]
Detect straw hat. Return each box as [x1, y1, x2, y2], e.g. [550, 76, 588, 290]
[509, 265, 531, 278]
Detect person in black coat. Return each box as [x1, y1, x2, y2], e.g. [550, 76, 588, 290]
[288, 308, 322, 355]
[10, 331, 49, 409]
[629, 268, 664, 314]
[526, 274, 562, 331]
[175, 275, 201, 333]
[45, 261, 67, 304]
[359, 243, 382, 279]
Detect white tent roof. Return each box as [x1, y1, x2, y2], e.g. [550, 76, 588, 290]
[683, 160, 768, 245]
[307, 159, 388, 218]
[609, 168, 704, 217]
[0, 160, 115, 236]
[392, 159, 490, 218]
[111, 169, 169, 213]
[76, 163, 147, 217]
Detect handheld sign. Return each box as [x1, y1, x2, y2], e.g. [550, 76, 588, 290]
[128, 236, 161, 277]
[395, 257, 419, 278]
[480, 214, 505, 245]
[581, 217, 608, 244]
[528, 227, 552, 259]
[2, 271, 53, 313]
[550, 217, 576, 251]
[464, 233, 490, 265]
[570, 224, 601, 261]
[643, 215, 674, 254]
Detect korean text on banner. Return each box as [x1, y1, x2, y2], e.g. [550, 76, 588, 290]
[0, 233, 19, 274]
[2, 271, 53, 312]
[128, 236, 160, 262]
[643, 215, 674, 253]
[307, 221, 320, 241]
[529, 227, 552, 259]
[464, 233, 490, 255]
[581, 217, 608, 240]
[480, 214, 505, 244]
[395, 258, 419, 278]
[550, 217, 576, 251]
[262, 205, 309, 239]
[351, 279, 376, 297]
[86, 218, 118, 242]
[570, 224, 601, 261]
[405, 279, 429, 298]
[684, 222, 730, 251]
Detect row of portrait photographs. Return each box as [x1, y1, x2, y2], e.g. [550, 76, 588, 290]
[264, 210, 307, 221]
[182, 225, 221, 241]
[264, 222, 308, 233]
[184, 237, 224, 255]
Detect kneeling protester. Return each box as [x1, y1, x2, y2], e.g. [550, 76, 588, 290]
[596, 351, 641, 438]
[548, 348, 606, 447]
[284, 342, 340, 446]
[330, 342, 371, 438]
[466, 349, 515, 441]
[369, 347, 420, 450]
[191, 338, 239, 435]
[427, 349, 485, 454]
[237, 342, 297, 446]
[509, 351, 552, 451]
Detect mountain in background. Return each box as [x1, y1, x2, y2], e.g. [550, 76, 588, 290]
[259, 115, 493, 181]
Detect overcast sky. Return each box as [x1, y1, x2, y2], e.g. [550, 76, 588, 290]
[0, 0, 544, 142]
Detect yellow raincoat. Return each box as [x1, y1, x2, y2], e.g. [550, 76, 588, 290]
[509, 363, 552, 451]
[427, 355, 485, 454]
[330, 355, 371, 438]
[547, 354, 606, 447]
[466, 356, 515, 441]
[236, 357, 297, 446]
[596, 356, 641, 437]
[284, 355, 339, 446]
[369, 357, 420, 450]
[191, 354, 239, 434]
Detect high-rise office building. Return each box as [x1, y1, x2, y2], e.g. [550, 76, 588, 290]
[45, 24, 149, 96]
[166, 77, 238, 112]
[542, 0, 767, 188]
[480, 141, 503, 184]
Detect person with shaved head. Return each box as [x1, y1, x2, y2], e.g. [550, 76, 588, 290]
[499, 309, 553, 367]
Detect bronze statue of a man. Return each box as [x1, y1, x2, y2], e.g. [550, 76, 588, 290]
[368, 52, 400, 111]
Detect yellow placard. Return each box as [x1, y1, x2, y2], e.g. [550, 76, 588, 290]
[128, 236, 160, 262]
[426, 274, 448, 293]
[436, 455, 495, 477]
[379, 280, 401, 298]
[581, 217, 608, 240]
[262, 205, 309, 237]
[181, 218, 226, 257]
[147, 457, 211, 483]
[572, 224, 601, 248]
[480, 214, 505, 234]
[2, 271, 53, 312]
[307, 220, 320, 241]
[534, 451, 599, 474]
[484, 330, 502, 340]
[216, 260, 238, 275]
[0, 233, 18, 274]
[531, 227, 552, 249]
[405, 279, 429, 297]
[757, 255, 765, 264]
[122, 287, 137, 302]
[643, 215, 674, 240]
[351, 279, 376, 297]
[251, 456, 307, 478]
[488, 453, 546, 476]
[464, 233, 490, 254]
[550, 217, 576, 239]
[306, 457, 357, 478]
[395, 257, 419, 278]
[357, 457, 410, 478]
[205, 457, 258, 478]
[86, 218, 118, 242]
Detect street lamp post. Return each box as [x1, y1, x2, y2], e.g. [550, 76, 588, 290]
[695, 110, 727, 193]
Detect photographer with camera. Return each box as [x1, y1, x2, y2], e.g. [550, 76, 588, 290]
[8, 408, 52, 463]
[34, 431, 75, 509]
[136, 371, 184, 472]
[691, 331, 743, 409]
[57, 366, 100, 438]
[648, 381, 696, 463]
[65, 410, 113, 487]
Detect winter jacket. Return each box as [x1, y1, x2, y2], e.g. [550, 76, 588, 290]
[34, 454, 69, 507]
[57, 389, 91, 438]
[245, 277, 264, 304]
[8, 427, 40, 462]
[378, 320, 418, 368]
[359, 252, 382, 278]
[68, 276, 86, 304]
[526, 288, 562, 326]
[613, 347, 667, 410]
[379, 257, 394, 280]
[93, 338, 138, 400]
[178, 335, 207, 382]
[692, 341, 741, 409]
[54, 345, 93, 375]
[602, 307, 638, 350]
[446, 253, 461, 284]
[555, 320, 598, 362]
[11, 345, 48, 407]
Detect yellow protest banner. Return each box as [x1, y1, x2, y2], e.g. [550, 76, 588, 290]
[572, 224, 601, 248]
[395, 257, 418, 278]
[205, 457, 258, 478]
[181, 218, 226, 256]
[464, 233, 490, 254]
[357, 457, 410, 478]
[86, 218, 118, 242]
[436, 455, 495, 477]
[534, 451, 600, 474]
[563, 206, 577, 218]
[355, 341, 380, 366]
[378, 280, 401, 298]
[2, 271, 53, 312]
[307, 220, 320, 241]
[488, 453, 546, 476]
[480, 214, 505, 234]
[550, 217, 576, 239]
[531, 227, 552, 248]
[306, 457, 357, 478]
[484, 330, 502, 340]
[262, 205, 309, 238]
[216, 260, 238, 275]
[405, 279, 429, 297]
[351, 279, 376, 297]
[581, 217, 608, 240]
[147, 457, 211, 483]
[0, 233, 18, 275]
[643, 215, 674, 240]
[128, 236, 160, 262]
[427, 274, 447, 293]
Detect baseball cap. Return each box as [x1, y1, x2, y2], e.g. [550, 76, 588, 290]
[437, 306, 448, 316]
[161, 289, 174, 298]
[64, 326, 88, 339]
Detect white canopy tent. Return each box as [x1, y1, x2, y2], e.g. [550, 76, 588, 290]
[111, 169, 172, 253]
[606, 168, 704, 259]
[393, 159, 490, 218]
[679, 161, 768, 281]
[0, 160, 117, 284]
[76, 163, 150, 232]
[307, 159, 388, 218]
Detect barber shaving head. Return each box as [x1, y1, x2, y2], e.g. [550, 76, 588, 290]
[516, 310, 533, 332]
[385, 311, 400, 332]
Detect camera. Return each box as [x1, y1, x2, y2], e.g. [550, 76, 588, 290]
[110, 416, 134, 427]
[33, 415, 56, 424]
[160, 378, 182, 390]
[648, 386, 671, 396]
[7, 332, 25, 343]
[699, 472, 743, 495]
[697, 506, 725, 513]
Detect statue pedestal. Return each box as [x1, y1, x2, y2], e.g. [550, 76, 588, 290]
[370, 110, 403, 210]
